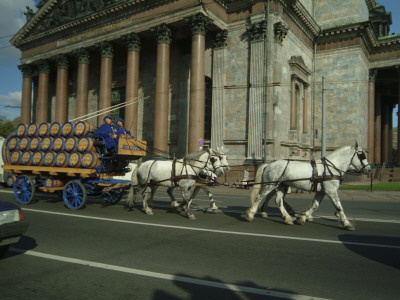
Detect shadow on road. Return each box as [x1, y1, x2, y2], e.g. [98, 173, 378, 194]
[339, 234, 400, 270]
[3, 235, 37, 259]
[152, 274, 299, 300]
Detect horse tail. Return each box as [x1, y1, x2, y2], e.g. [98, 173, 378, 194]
[250, 163, 268, 206]
[127, 163, 140, 207]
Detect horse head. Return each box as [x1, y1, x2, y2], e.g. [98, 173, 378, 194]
[216, 146, 230, 173]
[349, 142, 370, 174]
[205, 148, 225, 177]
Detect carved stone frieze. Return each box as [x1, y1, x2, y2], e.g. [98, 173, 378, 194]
[213, 30, 228, 49]
[37, 60, 51, 73]
[151, 23, 172, 44]
[98, 41, 114, 58]
[18, 64, 33, 77]
[246, 20, 267, 42]
[184, 13, 212, 35]
[73, 48, 90, 64]
[55, 54, 69, 69]
[124, 32, 141, 51]
[274, 22, 289, 45]
[369, 68, 377, 81]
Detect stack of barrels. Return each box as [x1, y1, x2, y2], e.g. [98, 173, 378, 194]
[6, 121, 101, 170]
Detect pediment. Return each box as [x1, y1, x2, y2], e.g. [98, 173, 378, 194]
[11, 0, 150, 47]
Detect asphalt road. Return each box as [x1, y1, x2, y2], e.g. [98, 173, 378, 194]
[0, 186, 399, 300]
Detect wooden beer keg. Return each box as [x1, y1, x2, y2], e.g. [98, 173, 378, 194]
[29, 137, 40, 151]
[68, 151, 81, 168]
[74, 121, 95, 136]
[7, 136, 19, 151]
[77, 136, 95, 152]
[61, 121, 74, 137]
[55, 151, 68, 167]
[9, 150, 22, 165]
[64, 136, 77, 151]
[81, 152, 101, 168]
[20, 151, 33, 165]
[43, 151, 57, 167]
[31, 151, 44, 166]
[44, 177, 64, 188]
[16, 123, 27, 137]
[19, 137, 30, 151]
[40, 136, 53, 151]
[6, 174, 17, 187]
[27, 123, 38, 136]
[52, 136, 65, 152]
[50, 122, 62, 137]
[38, 122, 51, 137]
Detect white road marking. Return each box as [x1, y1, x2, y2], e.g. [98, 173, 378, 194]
[23, 208, 400, 249]
[9, 247, 329, 300]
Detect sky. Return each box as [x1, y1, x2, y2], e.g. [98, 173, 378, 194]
[0, 0, 399, 123]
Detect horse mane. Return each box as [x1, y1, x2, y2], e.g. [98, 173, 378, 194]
[185, 150, 207, 161]
[325, 145, 354, 159]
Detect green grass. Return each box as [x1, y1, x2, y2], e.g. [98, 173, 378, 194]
[340, 182, 400, 191]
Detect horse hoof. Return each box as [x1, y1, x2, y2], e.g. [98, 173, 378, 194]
[344, 224, 355, 231]
[284, 220, 294, 225]
[188, 214, 196, 220]
[171, 201, 179, 208]
[145, 210, 153, 215]
[296, 216, 306, 225]
[306, 216, 314, 222]
[260, 212, 268, 219]
[207, 207, 222, 214]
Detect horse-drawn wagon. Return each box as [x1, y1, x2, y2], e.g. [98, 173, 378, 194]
[1, 121, 146, 210]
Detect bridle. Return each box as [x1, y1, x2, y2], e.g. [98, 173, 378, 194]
[350, 148, 369, 172]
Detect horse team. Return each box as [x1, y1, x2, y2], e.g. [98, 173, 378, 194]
[125, 143, 370, 231]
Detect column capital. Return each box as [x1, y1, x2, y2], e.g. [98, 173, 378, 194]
[54, 54, 69, 69]
[18, 64, 33, 77]
[124, 33, 141, 51]
[274, 22, 289, 45]
[213, 30, 228, 49]
[246, 20, 267, 42]
[185, 13, 212, 35]
[73, 48, 90, 64]
[151, 23, 172, 44]
[37, 60, 51, 73]
[97, 41, 114, 58]
[369, 68, 378, 81]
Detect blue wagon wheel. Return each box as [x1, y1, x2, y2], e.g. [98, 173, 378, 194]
[63, 180, 87, 210]
[104, 188, 123, 204]
[14, 175, 35, 205]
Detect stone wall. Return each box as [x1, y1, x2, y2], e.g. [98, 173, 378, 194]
[314, 47, 369, 151]
[314, 0, 369, 29]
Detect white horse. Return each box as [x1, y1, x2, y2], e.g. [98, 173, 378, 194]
[166, 147, 230, 213]
[127, 148, 225, 219]
[246, 143, 370, 230]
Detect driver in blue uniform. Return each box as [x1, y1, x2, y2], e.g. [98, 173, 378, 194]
[115, 118, 134, 139]
[96, 115, 118, 154]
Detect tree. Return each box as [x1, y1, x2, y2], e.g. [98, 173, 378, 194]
[0, 117, 18, 138]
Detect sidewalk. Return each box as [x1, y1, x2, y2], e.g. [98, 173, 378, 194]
[209, 185, 400, 202]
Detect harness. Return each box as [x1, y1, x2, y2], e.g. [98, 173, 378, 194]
[251, 148, 368, 190]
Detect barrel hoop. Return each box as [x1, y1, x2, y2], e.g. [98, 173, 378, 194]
[50, 122, 61, 137]
[61, 122, 74, 137]
[10, 150, 22, 165]
[27, 123, 38, 136]
[55, 151, 68, 167]
[38, 122, 50, 137]
[20, 151, 33, 165]
[43, 151, 56, 166]
[32, 151, 44, 166]
[68, 151, 81, 167]
[16, 124, 27, 137]
[40, 137, 53, 151]
[29, 137, 40, 151]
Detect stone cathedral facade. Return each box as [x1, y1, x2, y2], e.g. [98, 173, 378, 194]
[11, 0, 400, 169]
